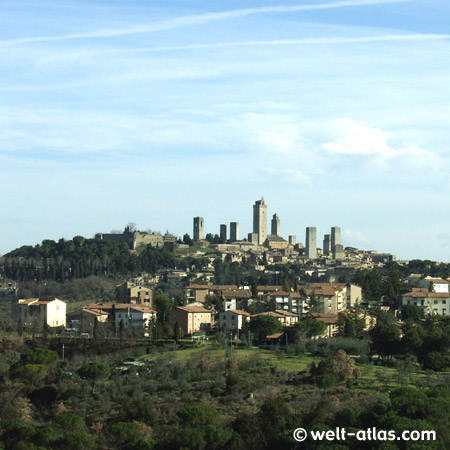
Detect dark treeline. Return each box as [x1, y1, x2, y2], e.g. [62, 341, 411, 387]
[1, 237, 179, 282]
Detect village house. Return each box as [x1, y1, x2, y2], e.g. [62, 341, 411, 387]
[115, 281, 153, 306]
[12, 298, 66, 330]
[69, 303, 156, 336]
[169, 306, 212, 335]
[402, 288, 450, 316]
[219, 310, 251, 334]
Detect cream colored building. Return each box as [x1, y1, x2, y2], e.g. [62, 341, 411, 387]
[12, 298, 66, 329]
[219, 310, 251, 333]
[169, 306, 212, 335]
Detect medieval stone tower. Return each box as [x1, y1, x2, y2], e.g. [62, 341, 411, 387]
[253, 197, 267, 245]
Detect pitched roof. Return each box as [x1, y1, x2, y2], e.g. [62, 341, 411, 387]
[18, 298, 39, 305]
[176, 306, 211, 313]
[226, 309, 251, 316]
[221, 290, 251, 298]
[264, 291, 291, 297]
[312, 313, 340, 324]
[275, 310, 298, 317]
[266, 332, 284, 339]
[254, 311, 284, 318]
[404, 289, 450, 299]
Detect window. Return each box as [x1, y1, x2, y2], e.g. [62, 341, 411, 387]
[232, 316, 235, 320]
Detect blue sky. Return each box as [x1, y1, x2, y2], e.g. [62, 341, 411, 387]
[1, 0, 449, 261]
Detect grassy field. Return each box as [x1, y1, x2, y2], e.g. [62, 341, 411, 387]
[139, 342, 450, 392]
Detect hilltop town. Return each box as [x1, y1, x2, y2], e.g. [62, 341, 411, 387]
[1, 199, 450, 449]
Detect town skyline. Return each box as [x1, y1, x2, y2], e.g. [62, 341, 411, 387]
[1, 0, 449, 261]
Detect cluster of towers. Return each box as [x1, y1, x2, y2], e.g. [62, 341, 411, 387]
[193, 217, 239, 242]
[305, 226, 343, 260]
[193, 198, 343, 260]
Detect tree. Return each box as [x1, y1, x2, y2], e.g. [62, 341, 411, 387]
[119, 319, 125, 339]
[283, 278, 291, 293]
[173, 321, 183, 342]
[312, 349, 361, 383]
[335, 309, 366, 338]
[306, 290, 320, 314]
[249, 315, 283, 340]
[401, 304, 425, 321]
[124, 222, 137, 234]
[153, 292, 173, 323]
[295, 318, 327, 338]
[78, 362, 111, 394]
[204, 294, 222, 311]
[370, 312, 401, 358]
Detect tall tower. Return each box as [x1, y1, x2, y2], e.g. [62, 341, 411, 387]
[230, 222, 239, 241]
[323, 234, 331, 255]
[306, 227, 317, 259]
[220, 224, 227, 242]
[271, 213, 280, 236]
[331, 226, 341, 250]
[193, 217, 204, 241]
[253, 197, 267, 245]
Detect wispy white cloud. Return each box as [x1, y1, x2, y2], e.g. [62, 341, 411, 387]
[0, 0, 410, 46]
[127, 34, 450, 54]
[321, 118, 447, 172]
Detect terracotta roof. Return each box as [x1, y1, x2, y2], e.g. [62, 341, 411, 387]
[81, 308, 108, 317]
[185, 284, 209, 290]
[404, 290, 450, 299]
[18, 298, 39, 305]
[221, 290, 251, 298]
[257, 285, 283, 291]
[266, 332, 284, 339]
[254, 311, 284, 318]
[264, 291, 291, 297]
[209, 285, 238, 290]
[227, 309, 252, 316]
[176, 306, 211, 313]
[426, 278, 450, 284]
[312, 313, 339, 324]
[275, 310, 298, 317]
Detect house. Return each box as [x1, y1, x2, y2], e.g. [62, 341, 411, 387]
[418, 277, 450, 293]
[221, 290, 252, 311]
[12, 298, 66, 330]
[219, 310, 251, 334]
[114, 305, 156, 336]
[401, 288, 450, 316]
[169, 306, 212, 335]
[274, 310, 299, 326]
[67, 308, 109, 334]
[311, 314, 340, 337]
[263, 291, 291, 311]
[73, 303, 157, 336]
[184, 285, 210, 303]
[116, 281, 153, 306]
[299, 283, 348, 316]
[183, 284, 239, 304]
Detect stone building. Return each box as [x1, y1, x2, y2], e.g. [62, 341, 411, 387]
[193, 217, 205, 241]
[306, 227, 317, 259]
[253, 198, 267, 245]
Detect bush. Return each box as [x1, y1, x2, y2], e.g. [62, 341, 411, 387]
[316, 373, 337, 388]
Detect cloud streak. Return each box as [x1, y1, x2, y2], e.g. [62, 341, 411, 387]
[125, 34, 450, 54]
[0, 0, 410, 46]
